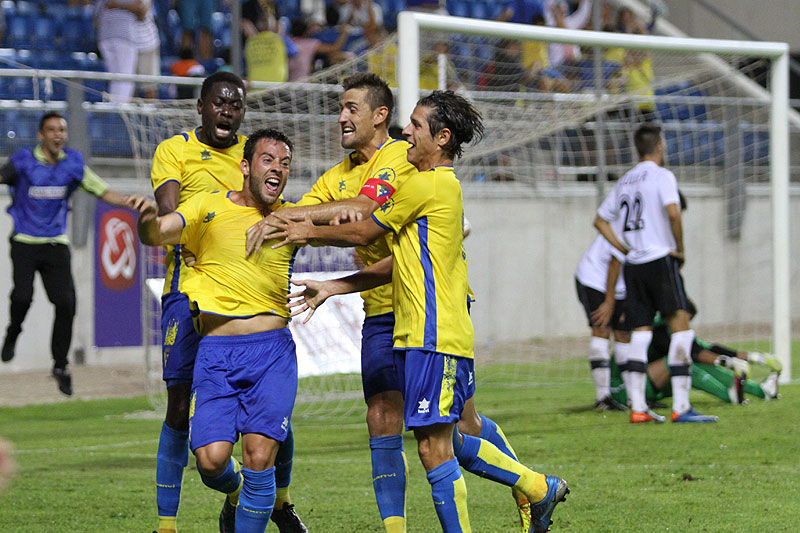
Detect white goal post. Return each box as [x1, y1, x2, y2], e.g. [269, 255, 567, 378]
[396, 11, 791, 382]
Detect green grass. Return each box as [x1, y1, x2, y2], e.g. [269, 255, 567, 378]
[1, 354, 799, 532]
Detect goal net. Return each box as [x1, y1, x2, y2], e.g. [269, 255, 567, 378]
[123, 14, 793, 413]
[395, 11, 793, 389]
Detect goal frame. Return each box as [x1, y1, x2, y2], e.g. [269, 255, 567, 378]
[397, 11, 792, 382]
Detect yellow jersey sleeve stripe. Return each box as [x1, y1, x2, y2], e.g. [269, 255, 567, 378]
[154, 178, 180, 194]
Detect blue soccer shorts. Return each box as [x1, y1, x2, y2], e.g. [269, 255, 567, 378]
[402, 349, 474, 430]
[189, 328, 298, 452]
[160, 292, 201, 387]
[361, 312, 405, 401]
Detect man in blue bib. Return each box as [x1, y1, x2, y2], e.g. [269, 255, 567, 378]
[0, 111, 146, 395]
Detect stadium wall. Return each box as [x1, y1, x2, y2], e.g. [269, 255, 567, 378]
[0, 189, 798, 373]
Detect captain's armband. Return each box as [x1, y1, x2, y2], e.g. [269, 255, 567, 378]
[359, 178, 395, 206]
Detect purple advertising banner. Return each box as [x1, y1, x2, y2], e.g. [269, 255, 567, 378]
[93, 200, 142, 347]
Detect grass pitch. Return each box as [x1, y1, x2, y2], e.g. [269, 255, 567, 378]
[0, 353, 798, 532]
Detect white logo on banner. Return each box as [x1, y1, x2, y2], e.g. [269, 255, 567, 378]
[101, 217, 136, 280]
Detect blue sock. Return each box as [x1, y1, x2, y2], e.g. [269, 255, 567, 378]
[479, 415, 519, 461]
[455, 433, 523, 487]
[236, 467, 276, 533]
[427, 458, 470, 532]
[156, 422, 189, 519]
[199, 457, 242, 495]
[274, 422, 294, 490]
[370, 435, 407, 521]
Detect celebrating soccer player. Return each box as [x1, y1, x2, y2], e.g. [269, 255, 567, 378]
[138, 129, 300, 533]
[245, 75, 556, 532]
[594, 124, 717, 423]
[268, 91, 570, 533]
[149, 73, 305, 533]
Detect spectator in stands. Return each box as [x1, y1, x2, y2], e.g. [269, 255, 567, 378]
[543, 0, 592, 67]
[242, 0, 274, 39]
[244, 16, 289, 83]
[95, 0, 140, 102]
[337, 0, 383, 54]
[287, 17, 351, 81]
[479, 39, 529, 92]
[170, 47, 206, 99]
[522, 14, 572, 92]
[496, 0, 543, 25]
[0, 112, 147, 396]
[178, 0, 214, 60]
[135, 0, 161, 99]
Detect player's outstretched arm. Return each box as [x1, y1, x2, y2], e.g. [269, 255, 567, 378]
[245, 195, 378, 257]
[288, 256, 393, 323]
[99, 189, 150, 211]
[594, 215, 629, 255]
[136, 200, 184, 246]
[269, 213, 386, 249]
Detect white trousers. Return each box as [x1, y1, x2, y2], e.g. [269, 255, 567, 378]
[98, 37, 138, 102]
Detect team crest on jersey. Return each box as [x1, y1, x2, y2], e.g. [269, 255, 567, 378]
[200, 149, 212, 161]
[378, 198, 394, 214]
[338, 179, 346, 191]
[203, 212, 216, 223]
[372, 167, 396, 184]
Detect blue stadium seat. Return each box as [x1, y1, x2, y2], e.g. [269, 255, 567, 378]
[7, 13, 34, 49]
[4, 109, 39, 152]
[447, 0, 470, 18]
[740, 123, 769, 164]
[89, 113, 132, 157]
[470, 1, 489, 19]
[32, 15, 56, 49]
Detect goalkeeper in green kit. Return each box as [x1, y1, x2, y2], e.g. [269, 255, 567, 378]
[610, 307, 781, 406]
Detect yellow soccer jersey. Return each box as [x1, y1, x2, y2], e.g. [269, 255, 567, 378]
[151, 128, 248, 295]
[175, 191, 298, 319]
[297, 138, 417, 317]
[371, 166, 473, 359]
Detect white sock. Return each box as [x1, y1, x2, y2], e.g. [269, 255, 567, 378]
[668, 329, 695, 414]
[589, 336, 610, 401]
[628, 331, 653, 413]
[747, 352, 765, 365]
[614, 341, 631, 404]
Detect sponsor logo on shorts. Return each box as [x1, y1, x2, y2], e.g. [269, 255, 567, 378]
[281, 417, 289, 432]
[417, 397, 430, 414]
[468, 371, 474, 386]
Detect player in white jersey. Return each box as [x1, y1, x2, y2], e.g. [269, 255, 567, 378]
[574, 234, 629, 411]
[594, 124, 717, 424]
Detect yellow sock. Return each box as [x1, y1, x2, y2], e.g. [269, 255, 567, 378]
[383, 516, 406, 533]
[157, 515, 177, 533]
[518, 471, 548, 503]
[275, 486, 291, 508]
[227, 457, 243, 506]
[453, 475, 471, 533]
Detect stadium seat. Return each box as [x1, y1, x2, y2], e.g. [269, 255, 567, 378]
[447, 0, 470, 19]
[32, 14, 56, 50]
[7, 12, 34, 49]
[89, 112, 132, 157]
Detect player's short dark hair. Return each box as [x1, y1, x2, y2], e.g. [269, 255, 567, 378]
[200, 71, 246, 101]
[243, 128, 294, 165]
[634, 124, 662, 158]
[342, 73, 394, 123]
[39, 111, 65, 131]
[416, 90, 484, 159]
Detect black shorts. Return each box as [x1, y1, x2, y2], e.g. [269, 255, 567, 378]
[575, 278, 630, 331]
[623, 255, 690, 329]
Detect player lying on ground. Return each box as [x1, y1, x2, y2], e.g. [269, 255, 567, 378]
[610, 313, 781, 406]
[138, 129, 302, 533]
